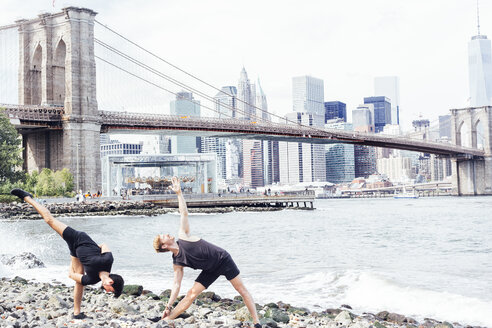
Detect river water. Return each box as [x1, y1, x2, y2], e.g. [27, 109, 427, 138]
[1, 197, 491, 326]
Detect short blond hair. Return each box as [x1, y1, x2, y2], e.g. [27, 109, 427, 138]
[153, 235, 169, 253]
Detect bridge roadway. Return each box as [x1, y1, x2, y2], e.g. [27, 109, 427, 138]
[1, 104, 485, 157]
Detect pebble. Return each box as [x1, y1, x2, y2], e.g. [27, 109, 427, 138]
[0, 278, 473, 328]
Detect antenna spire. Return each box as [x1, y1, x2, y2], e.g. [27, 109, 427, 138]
[477, 0, 481, 35]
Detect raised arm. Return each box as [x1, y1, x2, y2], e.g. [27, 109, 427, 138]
[162, 264, 184, 319]
[170, 177, 190, 238]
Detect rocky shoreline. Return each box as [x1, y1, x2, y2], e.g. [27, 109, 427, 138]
[0, 276, 478, 328]
[0, 201, 283, 220]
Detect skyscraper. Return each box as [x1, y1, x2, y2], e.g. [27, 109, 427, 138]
[325, 120, 354, 183]
[215, 86, 237, 119]
[352, 104, 375, 133]
[279, 112, 326, 184]
[256, 78, 270, 121]
[204, 86, 241, 181]
[292, 75, 325, 125]
[374, 76, 400, 125]
[363, 96, 391, 133]
[278, 75, 326, 184]
[170, 91, 200, 154]
[352, 106, 376, 178]
[237, 67, 255, 120]
[238, 68, 264, 187]
[439, 115, 452, 139]
[256, 78, 279, 185]
[468, 34, 492, 106]
[324, 101, 347, 123]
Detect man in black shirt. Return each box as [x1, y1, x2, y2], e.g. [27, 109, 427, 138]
[153, 177, 261, 328]
[11, 189, 124, 319]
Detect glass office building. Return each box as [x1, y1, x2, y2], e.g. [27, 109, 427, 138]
[324, 101, 347, 123]
[363, 96, 391, 133]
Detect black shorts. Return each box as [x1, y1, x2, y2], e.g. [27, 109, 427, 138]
[62, 226, 87, 257]
[195, 254, 240, 289]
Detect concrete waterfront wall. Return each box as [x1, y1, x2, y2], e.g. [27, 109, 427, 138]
[17, 7, 101, 192]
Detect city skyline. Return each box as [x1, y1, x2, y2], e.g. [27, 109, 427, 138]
[1, 1, 492, 131]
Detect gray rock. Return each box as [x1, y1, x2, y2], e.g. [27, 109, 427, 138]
[16, 293, 33, 303]
[111, 300, 138, 314]
[376, 311, 389, 320]
[48, 295, 69, 309]
[260, 317, 278, 327]
[123, 284, 143, 296]
[3, 253, 45, 269]
[234, 306, 252, 322]
[198, 307, 213, 317]
[335, 310, 353, 326]
[11, 277, 27, 284]
[386, 312, 406, 324]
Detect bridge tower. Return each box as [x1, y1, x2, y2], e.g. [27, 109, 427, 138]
[451, 106, 492, 195]
[16, 7, 101, 192]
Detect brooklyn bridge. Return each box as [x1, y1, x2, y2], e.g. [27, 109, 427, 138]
[0, 7, 491, 195]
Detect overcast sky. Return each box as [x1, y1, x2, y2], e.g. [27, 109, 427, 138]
[2, 0, 491, 131]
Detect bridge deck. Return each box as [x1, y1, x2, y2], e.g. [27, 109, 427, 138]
[100, 111, 484, 157]
[0, 105, 484, 157]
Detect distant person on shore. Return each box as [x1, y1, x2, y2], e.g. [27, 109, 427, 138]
[153, 177, 262, 328]
[10, 189, 124, 319]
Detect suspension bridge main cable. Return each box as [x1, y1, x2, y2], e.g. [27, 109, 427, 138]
[94, 19, 329, 134]
[95, 38, 253, 120]
[95, 55, 238, 121]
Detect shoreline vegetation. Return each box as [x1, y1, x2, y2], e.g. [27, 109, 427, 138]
[0, 200, 285, 220]
[0, 276, 477, 328]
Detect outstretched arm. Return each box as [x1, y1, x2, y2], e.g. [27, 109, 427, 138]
[162, 265, 184, 319]
[170, 177, 190, 238]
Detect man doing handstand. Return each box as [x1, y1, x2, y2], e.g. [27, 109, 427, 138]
[153, 177, 262, 328]
[11, 189, 124, 319]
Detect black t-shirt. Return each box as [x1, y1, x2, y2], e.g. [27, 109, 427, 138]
[173, 239, 229, 272]
[63, 227, 113, 286]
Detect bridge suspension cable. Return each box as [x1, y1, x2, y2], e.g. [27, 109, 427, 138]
[94, 19, 331, 135]
[95, 55, 237, 121]
[95, 38, 247, 121]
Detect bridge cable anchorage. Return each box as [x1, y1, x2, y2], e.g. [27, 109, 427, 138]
[94, 20, 333, 136]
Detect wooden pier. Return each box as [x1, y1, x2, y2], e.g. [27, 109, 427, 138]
[144, 194, 315, 209]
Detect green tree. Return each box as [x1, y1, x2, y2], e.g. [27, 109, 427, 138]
[25, 170, 39, 194]
[54, 168, 74, 196]
[35, 168, 56, 196]
[0, 109, 23, 184]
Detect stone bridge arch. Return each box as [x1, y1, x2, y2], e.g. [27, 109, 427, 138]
[16, 7, 101, 192]
[451, 106, 492, 195]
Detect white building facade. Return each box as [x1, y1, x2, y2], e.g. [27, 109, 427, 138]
[279, 112, 326, 184]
